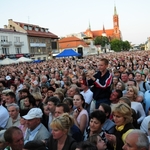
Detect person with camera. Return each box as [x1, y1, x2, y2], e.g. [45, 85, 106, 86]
[87, 58, 112, 109]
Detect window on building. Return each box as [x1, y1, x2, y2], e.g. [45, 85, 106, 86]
[1, 36, 8, 42]
[24, 26, 28, 30]
[37, 57, 41, 60]
[29, 26, 32, 30]
[52, 42, 57, 49]
[40, 28, 44, 32]
[36, 39, 39, 43]
[30, 38, 33, 43]
[2, 48, 9, 55]
[42, 47, 46, 54]
[15, 48, 21, 54]
[14, 37, 20, 42]
[35, 27, 39, 31]
[43, 57, 46, 60]
[31, 47, 34, 54]
[35, 47, 38, 53]
[45, 29, 48, 32]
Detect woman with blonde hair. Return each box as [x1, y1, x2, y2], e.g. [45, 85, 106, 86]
[32, 92, 43, 107]
[126, 86, 146, 125]
[46, 113, 77, 150]
[105, 103, 134, 150]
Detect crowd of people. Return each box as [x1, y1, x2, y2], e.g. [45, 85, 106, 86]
[0, 50, 150, 150]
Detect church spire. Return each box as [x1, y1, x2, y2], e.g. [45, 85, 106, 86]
[114, 5, 117, 15]
[103, 24, 106, 33]
[102, 24, 106, 37]
[89, 21, 91, 30]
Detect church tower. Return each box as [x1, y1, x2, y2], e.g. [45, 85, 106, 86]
[113, 5, 121, 39]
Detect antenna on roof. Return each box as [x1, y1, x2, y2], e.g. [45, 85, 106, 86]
[28, 16, 30, 24]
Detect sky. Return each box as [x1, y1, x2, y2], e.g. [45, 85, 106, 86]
[0, 0, 150, 45]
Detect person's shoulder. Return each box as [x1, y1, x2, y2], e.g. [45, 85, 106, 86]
[143, 115, 150, 121]
[66, 135, 77, 149]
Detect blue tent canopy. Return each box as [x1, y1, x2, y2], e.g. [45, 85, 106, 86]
[33, 60, 44, 63]
[55, 49, 81, 57]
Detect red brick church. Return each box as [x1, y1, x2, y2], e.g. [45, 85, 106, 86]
[84, 5, 121, 40]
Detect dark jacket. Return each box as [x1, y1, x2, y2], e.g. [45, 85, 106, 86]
[46, 135, 77, 150]
[88, 70, 112, 100]
[114, 123, 134, 150]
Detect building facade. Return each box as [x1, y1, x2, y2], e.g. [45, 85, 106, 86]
[4, 19, 59, 60]
[58, 6, 121, 56]
[145, 37, 150, 50]
[0, 28, 29, 59]
[58, 36, 97, 56]
[84, 6, 122, 40]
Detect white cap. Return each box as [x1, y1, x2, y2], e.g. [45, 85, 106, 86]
[5, 76, 11, 80]
[23, 108, 43, 120]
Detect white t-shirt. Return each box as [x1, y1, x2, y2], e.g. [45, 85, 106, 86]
[81, 89, 93, 104]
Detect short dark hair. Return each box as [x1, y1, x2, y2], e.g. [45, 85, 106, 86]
[31, 72, 36, 76]
[90, 110, 106, 124]
[47, 96, 60, 105]
[128, 72, 135, 78]
[48, 87, 55, 92]
[6, 92, 16, 100]
[121, 72, 129, 76]
[63, 97, 73, 109]
[4, 127, 22, 143]
[115, 89, 123, 98]
[99, 103, 111, 118]
[56, 103, 70, 113]
[15, 77, 21, 82]
[24, 140, 46, 150]
[25, 95, 36, 106]
[76, 141, 98, 150]
[10, 84, 17, 91]
[100, 58, 109, 65]
[128, 79, 137, 86]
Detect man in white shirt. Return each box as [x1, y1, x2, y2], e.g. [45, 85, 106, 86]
[80, 79, 93, 113]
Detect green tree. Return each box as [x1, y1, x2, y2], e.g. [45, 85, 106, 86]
[94, 36, 109, 47]
[122, 41, 131, 51]
[94, 36, 102, 45]
[110, 39, 131, 52]
[110, 39, 122, 52]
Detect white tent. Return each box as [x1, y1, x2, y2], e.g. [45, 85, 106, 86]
[17, 57, 33, 62]
[0, 58, 17, 65]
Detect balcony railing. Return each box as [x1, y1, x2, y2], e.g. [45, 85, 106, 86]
[1, 41, 12, 46]
[14, 42, 24, 46]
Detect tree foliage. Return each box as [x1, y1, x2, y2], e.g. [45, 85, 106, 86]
[110, 39, 131, 52]
[94, 36, 109, 47]
[94, 36, 131, 52]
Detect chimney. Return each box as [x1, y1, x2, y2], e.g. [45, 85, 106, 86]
[4, 25, 7, 29]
